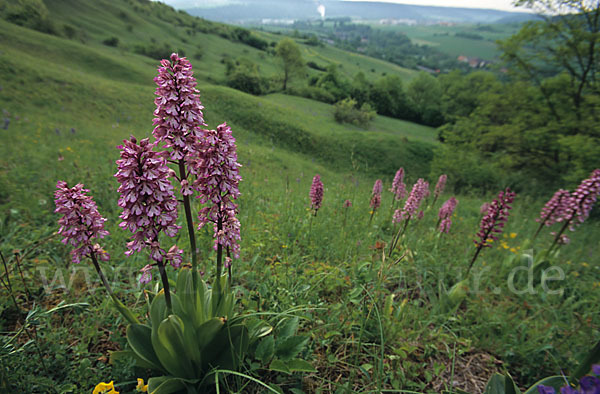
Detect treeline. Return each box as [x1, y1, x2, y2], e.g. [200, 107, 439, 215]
[291, 19, 466, 72]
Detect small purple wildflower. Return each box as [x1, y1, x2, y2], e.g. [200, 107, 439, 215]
[139, 264, 153, 284]
[434, 174, 447, 199]
[474, 188, 516, 248]
[537, 386, 557, 394]
[393, 178, 429, 223]
[54, 181, 110, 264]
[390, 168, 406, 201]
[310, 174, 324, 214]
[536, 365, 600, 394]
[343, 199, 352, 208]
[438, 197, 458, 234]
[191, 122, 242, 259]
[153, 53, 206, 160]
[115, 136, 181, 267]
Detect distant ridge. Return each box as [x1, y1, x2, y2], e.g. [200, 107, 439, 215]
[182, 0, 537, 24]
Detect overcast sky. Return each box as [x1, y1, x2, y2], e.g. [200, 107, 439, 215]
[161, 0, 529, 13]
[342, 0, 525, 12]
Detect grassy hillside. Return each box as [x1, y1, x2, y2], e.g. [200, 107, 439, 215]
[0, 1, 598, 393]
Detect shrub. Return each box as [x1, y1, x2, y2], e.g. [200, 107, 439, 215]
[102, 36, 119, 47]
[333, 98, 376, 128]
[307, 61, 327, 72]
[225, 57, 265, 95]
[2, 0, 56, 34]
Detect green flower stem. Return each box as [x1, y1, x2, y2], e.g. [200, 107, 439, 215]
[157, 260, 173, 315]
[90, 252, 139, 324]
[178, 159, 199, 291]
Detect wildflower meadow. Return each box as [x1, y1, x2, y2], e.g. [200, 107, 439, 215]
[0, 1, 599, 391]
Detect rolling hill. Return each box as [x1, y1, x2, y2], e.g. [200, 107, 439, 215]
[181, 0, 537, 24]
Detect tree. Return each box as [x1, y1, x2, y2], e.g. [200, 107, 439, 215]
[225, 57, 264, 95]
[369, 75, 411, 119]
[406, 72, 443, 126]
[438, 0, 600, 190]
[275, 38, 305, 91]
[500, 0, 600, 125]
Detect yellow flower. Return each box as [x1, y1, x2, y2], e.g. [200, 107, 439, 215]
[486, 238, 494, 244]
[582, 262, 589, 268]
[93, 381, 119, 394]
[281, 244, 288, 248]
[510, 232, 517, 239]
[136, 378, 148, 392]
[502, 242, 509, 250]
[572, 271, 580, 277]
[510, 248, 517, 253]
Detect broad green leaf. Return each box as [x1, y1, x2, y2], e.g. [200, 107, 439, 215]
[483, 374, 507, 394]
[287, 358, 317, 373]
[153, 315, 196, 378]
[255, 336, 275, 363]
[195, 317, 225, 352]
[126, 324, 163, 371]
[150, 291, 168, 330]
[108, 350, 158, 370]
[204, 323, 249, 371]
[147, 376, 186, 394]
[523, 376, 566, 394]
[275, 335, 309, 361]
[246, 318, 273, 342]
[505, 373, 521, 394]
[269, 359, 291, 374]
[279, 317, 299, 339]
[447, 278, 469, 308]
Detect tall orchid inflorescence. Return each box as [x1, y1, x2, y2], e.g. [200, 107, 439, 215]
[370, 179, 383, 210]
[389, 178, 429, 254]
[191, 122, 242, 266]
[153, 53, 206, 161]
[54, 181, 110, 264]
[565, 169, 600, 230]
[369, 179, 383, 224]
[433, 174, 447, 205]
[393, 178, 429, 224]
[534, 188, 570, 238]
[390, 168, 406, 201]
[438, 197, 458, 234]
[115, 136, 182, 283]
[468, 188, 516, 275]
[533, 169, 600, 247]
[474, 188, 516, 249]
[310, 174, 324, 216]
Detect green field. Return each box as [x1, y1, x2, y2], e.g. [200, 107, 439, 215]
[0, 1, 599, 393]
[373, 22, 521, 60]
